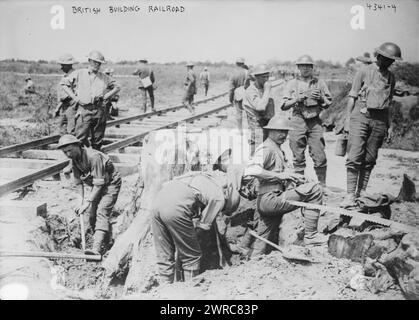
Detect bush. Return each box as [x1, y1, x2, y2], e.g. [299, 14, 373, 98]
[391, 62, 419, 87]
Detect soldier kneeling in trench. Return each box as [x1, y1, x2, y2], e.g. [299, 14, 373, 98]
[242, 115, 329, 254]
[151, 167, 243, 284]
[57, 134, 122, 255]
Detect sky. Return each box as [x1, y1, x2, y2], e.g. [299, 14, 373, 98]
[0, 0, 418, 64]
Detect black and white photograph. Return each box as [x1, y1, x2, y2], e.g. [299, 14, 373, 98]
[0, 0, 418, 303]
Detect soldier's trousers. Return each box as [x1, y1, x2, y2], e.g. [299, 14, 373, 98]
[288, 116, 327, 172]
[59, 106, 77, 135]
[88, 174, 121, 233]
[75, 107, 107, 150]
[140, 87, 154, 113]
[346, 105, 388, 171]
[245, 112, 269, 155]
[183, 93, 195, 113]
[151, 180, 202, 280]
[253, 182, 323, 255]
[203, 83, 209, 96]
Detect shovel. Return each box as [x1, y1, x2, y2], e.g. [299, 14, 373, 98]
[249, 231, 313, 263]
[76, 207, 88, 252]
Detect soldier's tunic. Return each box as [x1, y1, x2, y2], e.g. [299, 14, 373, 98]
[151, 172, 229, 280]
[281, 77, 332, 173]
[62, 68, 119, 150]
[135, 64, 155, 112]
[229, 66, 248, 131]
[199, 71, 210, 96]
[72, 147, 121, 232]
[247, 138, 322, 255]
[346, 63, 395, 171]
[183, 70, 197, 107]
[57, 68, 77, 134]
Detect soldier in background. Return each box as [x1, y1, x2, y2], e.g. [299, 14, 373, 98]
[199, 67, 210, 96]
[281, 55, 332, 191]
[104, 68, 119, 120]
[342, 43, 401, 207]
[134, 59, 155, 113]
[61, 50, 120, 150]
[55, 54, 78, 134]
[229, 57, 249, 133]
[183, 62, 197, 114]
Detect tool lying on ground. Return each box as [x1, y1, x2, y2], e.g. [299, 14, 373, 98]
[0, 250, 102, 261]
[285, 200, 416, 233]
[249, 231, 314, 263]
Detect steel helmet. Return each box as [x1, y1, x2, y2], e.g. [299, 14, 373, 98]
[236, 57, 245, 64]
[374, 42, 402, 61]
[87, 50, 106, 64]
[251, 64, 270, 76]
[263, 116, 295, 130]
[186, 62, 194, 67]
[25, 76, 31, 80]
[104, 68, 114, 74]
[139, 59, 148, 63]
[204, 67, 208, 71]
[295, 55, 315, 66]
[57, 54, 78, 65]
[57, 134, 81, 149]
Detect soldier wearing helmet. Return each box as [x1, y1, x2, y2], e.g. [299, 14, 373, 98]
[242, 63, 275, 155]
[241, 115, 328, 254]
[55, 54, 78, 135]
[183, 62, 197, 114]
[133, 59, 156, 113]
[199, 66, 210, 97]
[60, 50, 121, 150]
[342, 42, 402, 208]
[24, 76, 36, 94]
[280, 55, 333, 191]
[229, 57, 249, 133]
[56, 134, 122, 256]
[151, 168, 242, 284]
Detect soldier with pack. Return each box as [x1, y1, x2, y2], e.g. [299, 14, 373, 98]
[280, 55, 332, 190]
[342, 42, 401, 207]
[229, 57, 249, 133]
[55, 54, 78, 134]
[61, 50, 120, 150]
[134, 59, 156, 113]
[242, 64, 275, 155]
[183, 62, 197, 114]
[199, 67, 210, 97]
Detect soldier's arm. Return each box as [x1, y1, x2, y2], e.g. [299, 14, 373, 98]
[246, 85, 271, 112]
[60, 71, 81, 103]
[104, 77, 121, 100]
[150, 70, 155, 83]
[319, 80, 333, 109]
[346, 68, 365, 120]
[73, 167, 85, 205]
[281, 81, 304, 110]
[228, 75, 236, 103]
[198, 198, 225, 230]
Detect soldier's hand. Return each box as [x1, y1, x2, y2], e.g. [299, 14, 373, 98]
[264, 81, 272, 91]
[310, 89, 321, 100]
[54, 110, 60, 118]
[75, 202, 90, 216]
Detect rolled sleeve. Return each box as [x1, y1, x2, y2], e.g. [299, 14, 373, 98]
[280, 81, 295, 108]
[90, 155, 106, 186]
[319, 80, 332, 108]
[244, 86, 260, 110]
[247, 144, 268, 169]
[198, 199, 225, 230]
[348, 68, 365, 98]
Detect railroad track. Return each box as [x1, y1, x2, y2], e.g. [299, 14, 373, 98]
[0, 80, 284, 198]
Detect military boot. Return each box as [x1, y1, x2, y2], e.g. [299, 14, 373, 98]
[356, 169, 372, 198]
[303, 209, 329, 246]
[340, 168, 358, 208]
[85, 230, 107, 255]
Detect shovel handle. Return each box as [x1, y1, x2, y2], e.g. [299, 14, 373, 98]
[79, 212, 86, 252]
[249, 230, 283, 253]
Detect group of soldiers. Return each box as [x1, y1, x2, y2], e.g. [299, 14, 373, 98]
[53, 41, 402, 283]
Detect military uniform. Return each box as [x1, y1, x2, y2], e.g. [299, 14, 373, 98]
[183, 69, 197, 113]
[135, 64, 155, 112]
[247, 137, 323, 255]
[72, 147, 121, 233]
[62, 68, 119, 150]
[151, 171, 237, 283]
[281, 76, 332, 184]
[229, 66, 248, 132]
[199, 70, 210, 96]
[242, 81, 274, 154]
[346, 63, 395, 196]
[57, 68, 77, 134]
